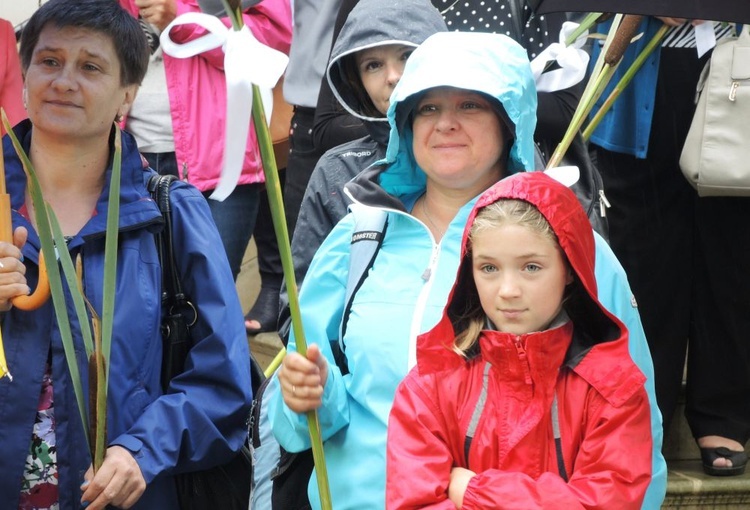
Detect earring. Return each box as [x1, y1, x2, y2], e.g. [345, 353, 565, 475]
[22, 89, 27, 109]
[115, 113, 123, 123]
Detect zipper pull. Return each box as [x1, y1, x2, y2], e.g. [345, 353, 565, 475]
[598, 189, 611, 218]
[421, 267, 431, 281]
[729, 81, 739, 102]
[514, 336, 533, 386]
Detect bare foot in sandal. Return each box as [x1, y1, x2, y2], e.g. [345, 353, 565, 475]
[697, 436, 748, 476]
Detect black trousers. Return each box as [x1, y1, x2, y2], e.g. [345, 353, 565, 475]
[283, 107, 324, 238]
[594, 47, 750, 444]
[254, 170, 285, 285]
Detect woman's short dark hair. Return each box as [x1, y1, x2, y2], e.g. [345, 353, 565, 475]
[19, 0, 149, 86]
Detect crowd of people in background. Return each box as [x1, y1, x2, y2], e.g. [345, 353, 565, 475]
[0, 0, 747, 509]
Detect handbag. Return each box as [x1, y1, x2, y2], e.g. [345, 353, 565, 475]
[149, 174, 254, 510]
[680, 24, 750, 196]
[270, 75, 295, 169]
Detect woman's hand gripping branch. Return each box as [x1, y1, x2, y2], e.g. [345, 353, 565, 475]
[80, 446, 146, 510]
[279, 344, 329, 414]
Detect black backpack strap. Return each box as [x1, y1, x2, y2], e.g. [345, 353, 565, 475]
[249, 376, 272, 449]
[148, 174, 197, 390]
[333, 205, 388, 375]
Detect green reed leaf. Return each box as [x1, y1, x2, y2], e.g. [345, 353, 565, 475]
[1, 110, 91, 452]
[251, 84, 333, 510]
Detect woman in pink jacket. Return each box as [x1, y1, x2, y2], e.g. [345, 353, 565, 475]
[386, 171, 653, 509]
[1, 18, 25, 135]
[120, 0, 291, 278]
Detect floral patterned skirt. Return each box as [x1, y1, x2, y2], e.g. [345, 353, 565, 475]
[18, 362, 58, 510]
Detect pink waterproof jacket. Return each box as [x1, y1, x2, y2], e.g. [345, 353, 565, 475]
[1, 19, 25, 135]
[120, 0, 291, 191]
[386, 172, 652, 509]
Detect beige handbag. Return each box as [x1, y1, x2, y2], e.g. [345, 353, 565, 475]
[680, 24, 750, 197]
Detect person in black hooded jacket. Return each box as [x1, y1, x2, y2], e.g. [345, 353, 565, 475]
[313, 0, 582, 168]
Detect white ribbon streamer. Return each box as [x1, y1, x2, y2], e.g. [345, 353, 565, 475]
[694, 22, 717, 59]
[543, 165, 580, 188]
[161, 12, 289, 201]
[531, 21, 590, 93]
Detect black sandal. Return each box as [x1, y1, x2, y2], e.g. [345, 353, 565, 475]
[700, 446, 748, 476]
[245, 285, 280, 335]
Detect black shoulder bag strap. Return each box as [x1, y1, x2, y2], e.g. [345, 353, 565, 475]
[148, 174, 197, 392]
[149, 174, 254, 510]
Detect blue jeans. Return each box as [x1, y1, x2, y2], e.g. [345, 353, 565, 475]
[142, 151, 260, 280]
[142, 151, 180, 178]
[203, 183, 262, 281]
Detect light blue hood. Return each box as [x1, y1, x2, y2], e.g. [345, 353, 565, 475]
[380, 31, 538, 198]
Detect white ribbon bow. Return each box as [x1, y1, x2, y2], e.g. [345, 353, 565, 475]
[161, 12, 289, 200]
[530, 21, 590, 93]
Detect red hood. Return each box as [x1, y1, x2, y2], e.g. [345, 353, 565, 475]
[418, 172, 628, 387]
[469, 172, 598, 295]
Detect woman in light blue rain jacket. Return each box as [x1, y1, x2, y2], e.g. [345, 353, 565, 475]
[269, 31, 665, 510]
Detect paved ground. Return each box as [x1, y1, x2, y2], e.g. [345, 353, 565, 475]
[236, 240, 284, 372]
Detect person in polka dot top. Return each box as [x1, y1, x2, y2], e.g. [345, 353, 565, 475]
[432, 0, 589, 176]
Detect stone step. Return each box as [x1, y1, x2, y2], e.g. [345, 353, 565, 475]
[236, 239, 285, 372]
[663, 399, 703, 462]
[663, 385, 750, 508]
[664, 461, 750, 509]
[249, 331, 284, 374]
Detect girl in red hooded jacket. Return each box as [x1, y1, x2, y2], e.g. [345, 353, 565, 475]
[386, 171, 654, 510]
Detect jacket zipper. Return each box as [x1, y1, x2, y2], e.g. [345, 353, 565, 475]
[409, 240, 441, 369]
[598, 189, 611, 217]
[421, 241, 440, 281]
[507, 0, 525, 43]
[514, 335, 533, 386]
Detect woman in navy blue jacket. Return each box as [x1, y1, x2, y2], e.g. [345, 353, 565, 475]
[0, 1, 251, 508]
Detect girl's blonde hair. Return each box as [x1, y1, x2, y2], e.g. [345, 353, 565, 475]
[452, 199, 560, 356]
